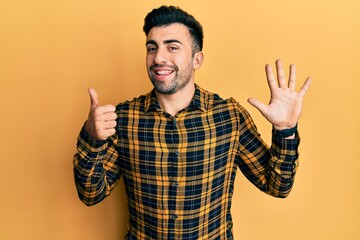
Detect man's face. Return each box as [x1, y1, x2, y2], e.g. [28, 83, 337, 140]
[145, 23, 201, 95]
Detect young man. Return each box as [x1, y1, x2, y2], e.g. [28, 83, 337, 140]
[73, 6, 311, 239]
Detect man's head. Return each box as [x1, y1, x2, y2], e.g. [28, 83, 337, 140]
[144, 6, 204, 96]
[143, 6, 203, 54]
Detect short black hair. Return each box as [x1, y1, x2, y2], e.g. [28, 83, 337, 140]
[143, 6, 204, 53]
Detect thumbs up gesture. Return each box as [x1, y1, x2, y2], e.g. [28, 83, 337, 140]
[85, 88, 117, 140]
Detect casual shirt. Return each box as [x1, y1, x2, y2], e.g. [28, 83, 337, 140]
[73, 84, 300, 240]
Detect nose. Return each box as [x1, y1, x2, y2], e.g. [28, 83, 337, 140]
[154, 47, 168, 64]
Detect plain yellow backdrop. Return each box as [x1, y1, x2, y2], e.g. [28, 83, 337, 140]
[1, 0, 359, 239]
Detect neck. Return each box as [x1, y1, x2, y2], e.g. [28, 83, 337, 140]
[155, 83, 195, 116]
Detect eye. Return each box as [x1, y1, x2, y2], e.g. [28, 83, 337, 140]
[168, 45, 179, 51]
[146, 46, 157, 53]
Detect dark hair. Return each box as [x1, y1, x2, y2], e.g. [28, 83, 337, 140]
[143, 6, 204, 53]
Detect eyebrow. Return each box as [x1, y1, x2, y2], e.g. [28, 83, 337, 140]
[145, 39, 183, 46]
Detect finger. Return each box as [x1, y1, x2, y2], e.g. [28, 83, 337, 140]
[247, 98, 268, 115]
[88, 88, 99, 110]
[94, 105, 116, 115]
[105, 128, 116, 137]
[101, 105, 116, 114]
[104, 120, 117, 129]
[265, 64, 277, 90]
[276, 59, 287, 88]
[95, 113, 117, 123]
[101, 112, 117, 121]
[97, 128, 116, 140]
[298, 77, 312, 97]
[105, 112, 118, 121]
[288, 64, 296, 90]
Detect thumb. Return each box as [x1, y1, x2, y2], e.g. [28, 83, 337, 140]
[88, 88, 100, 110]
[247, 97, 267, 115]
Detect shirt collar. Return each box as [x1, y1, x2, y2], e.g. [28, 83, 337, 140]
[144, 84, 208, 114]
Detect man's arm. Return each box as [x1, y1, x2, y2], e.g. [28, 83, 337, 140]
[238, 59, 311, 197]
[73, 88, 120, 206]
[237, 105, 299, 198]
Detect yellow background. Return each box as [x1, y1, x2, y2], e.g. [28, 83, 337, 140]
[1, 0, 359, 239]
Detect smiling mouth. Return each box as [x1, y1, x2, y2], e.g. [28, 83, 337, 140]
[155, 70, 174, 75]
[150, 64, 177, 76]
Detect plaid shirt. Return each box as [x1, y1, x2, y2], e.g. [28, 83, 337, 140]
[74, 84, 300, 240]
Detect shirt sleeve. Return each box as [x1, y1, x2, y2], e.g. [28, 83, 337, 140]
[73, 124, 121, 206]
[237, 105, 300, 198]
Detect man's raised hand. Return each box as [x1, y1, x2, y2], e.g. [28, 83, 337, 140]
[85, 88, 117, 140]
[247, 59, 312, 130]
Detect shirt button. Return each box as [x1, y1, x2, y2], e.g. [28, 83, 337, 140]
[171, 181, 178, 187]
[173, 120, 177, 125]
[175, 151, 179, 156]
[171, 214, 178, 220]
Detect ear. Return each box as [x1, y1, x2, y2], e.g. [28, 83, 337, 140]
[193, 51, 204, 70]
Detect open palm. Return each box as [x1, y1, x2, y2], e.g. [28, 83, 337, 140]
[248, 59, 312, 130]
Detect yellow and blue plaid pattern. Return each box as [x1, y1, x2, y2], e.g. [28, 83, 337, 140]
[74, 84, 299, 240]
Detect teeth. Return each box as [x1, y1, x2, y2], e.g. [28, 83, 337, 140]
[156, 70, 172, 75]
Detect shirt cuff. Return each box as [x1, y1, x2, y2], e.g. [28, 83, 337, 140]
[77, 123, 109, 156]
[272, 131, 300, 157]
[270, 132, 300, 177]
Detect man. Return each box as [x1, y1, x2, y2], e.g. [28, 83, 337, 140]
[73, 5, 311, 239]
